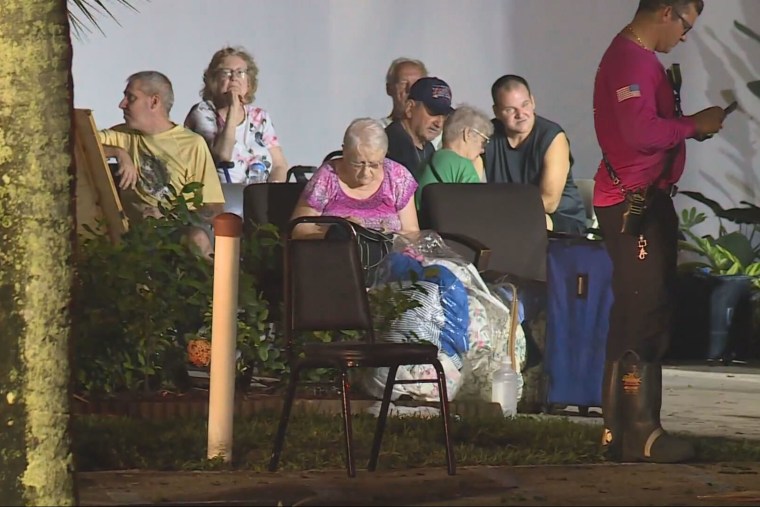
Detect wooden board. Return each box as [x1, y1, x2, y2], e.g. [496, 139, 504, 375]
[73, 108, 128, 243]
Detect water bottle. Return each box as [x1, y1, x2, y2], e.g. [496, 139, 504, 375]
[247, 161, 269, 184]
[491, 358, 519, 417]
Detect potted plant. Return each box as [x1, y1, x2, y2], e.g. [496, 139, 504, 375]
[676, 191, 760, 363]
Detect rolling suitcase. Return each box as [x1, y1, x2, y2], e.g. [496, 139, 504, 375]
[544, 237, 613, 415]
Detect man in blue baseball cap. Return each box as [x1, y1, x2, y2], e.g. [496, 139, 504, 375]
[385, 76, 454, 179]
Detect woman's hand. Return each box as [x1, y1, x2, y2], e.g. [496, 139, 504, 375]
[225, 95, 245, 127]
[224, 78, 246, 126]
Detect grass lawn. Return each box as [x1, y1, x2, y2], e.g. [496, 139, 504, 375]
[72, 410, 760, 472]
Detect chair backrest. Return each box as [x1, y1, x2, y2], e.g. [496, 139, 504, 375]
[421, 183, 549, 282]
[323, 149, 343, 163]
[286, 165, 316, 183]
[243, 182, 307, 238]
[285, 217, 375, 334]
[242, 182, 307, 323]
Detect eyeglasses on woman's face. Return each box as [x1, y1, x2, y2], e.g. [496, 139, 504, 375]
[217, 68, 248, 80]
[471, 128, 490, 147]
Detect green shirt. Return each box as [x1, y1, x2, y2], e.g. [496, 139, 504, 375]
[415, 149, 481, 209]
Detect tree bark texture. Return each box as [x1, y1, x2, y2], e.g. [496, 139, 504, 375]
[0, 1, 76, 505]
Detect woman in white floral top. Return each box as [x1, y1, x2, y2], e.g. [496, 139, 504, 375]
[184, 46, 288, 184]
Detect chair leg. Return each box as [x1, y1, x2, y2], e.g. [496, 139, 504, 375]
[432, 359, 456, 475]
[268, 364, 301, 472]
[368, 365, 398, 472]
[339, 368, 356, 478]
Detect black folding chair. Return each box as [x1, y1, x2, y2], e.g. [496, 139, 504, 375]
[420, 183, 549, 284]
[268, 216, 456, 477]
[243, 182, 307, 323]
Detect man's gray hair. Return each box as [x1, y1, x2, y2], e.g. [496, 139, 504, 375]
[343, 118, 388, 153]
[127, 70, 175, 114]
[442, 105, 493, 146]
[385, 57, 428, 85]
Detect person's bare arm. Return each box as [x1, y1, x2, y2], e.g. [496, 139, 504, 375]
[539, 132, 571, 214]
[102, 145, 138, 190]
[472, 156, 485, 181]
[290, 198, 328, 239]
[211, 83, 246, 161]
[267, 146, 289, 182]
[398, 198, 420, 233]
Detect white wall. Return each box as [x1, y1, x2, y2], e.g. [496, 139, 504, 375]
[659, 0, 760, 226]
[72, 0, 759, 218]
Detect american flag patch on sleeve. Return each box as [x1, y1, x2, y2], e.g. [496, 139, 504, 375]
[616, 84, 641, 102]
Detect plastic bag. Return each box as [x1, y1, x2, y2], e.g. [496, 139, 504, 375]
[358, 230, 525, 403]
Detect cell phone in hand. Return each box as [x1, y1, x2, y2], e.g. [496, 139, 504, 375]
[724, 101, 738, 116]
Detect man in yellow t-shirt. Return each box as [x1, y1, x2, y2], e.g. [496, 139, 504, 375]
[98, 70, 224, 257]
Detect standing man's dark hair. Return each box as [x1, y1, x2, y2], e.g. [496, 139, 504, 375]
[637, 0, 704, 14]
[593, 0, 725, 465]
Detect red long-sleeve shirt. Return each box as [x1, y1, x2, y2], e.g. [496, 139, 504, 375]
[593, 35, 697, 206]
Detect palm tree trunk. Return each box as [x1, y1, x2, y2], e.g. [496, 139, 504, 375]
[0, 0, 77, 505]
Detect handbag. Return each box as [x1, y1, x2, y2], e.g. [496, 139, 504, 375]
[325, 221, 395, 285]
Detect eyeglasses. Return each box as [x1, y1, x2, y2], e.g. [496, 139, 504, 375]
[217, 68, 248, 80]
[471, 128, 490, 146]
[349, 160, 383, 170]
[673, 9, 692, 36]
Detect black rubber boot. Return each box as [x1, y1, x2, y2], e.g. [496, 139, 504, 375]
[601, 360, 622, 460]
[618, 350, 695, 463]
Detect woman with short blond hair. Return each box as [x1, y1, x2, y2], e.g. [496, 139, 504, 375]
[185, 46, 288, 184]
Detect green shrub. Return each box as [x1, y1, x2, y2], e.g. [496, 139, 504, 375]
[73, 184, 273, 395]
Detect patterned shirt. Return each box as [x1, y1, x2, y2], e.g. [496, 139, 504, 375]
[303, 159, 417, 232]
[184, 101, 280, 184]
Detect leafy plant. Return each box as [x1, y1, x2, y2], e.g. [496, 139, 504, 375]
[678, 204, 760, 288]
[73, 183, 271, 395]
[67, 0, 140, 39]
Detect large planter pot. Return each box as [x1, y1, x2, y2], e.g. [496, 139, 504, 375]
[670, 272, 754, 363]
[707, 274, 753, 362]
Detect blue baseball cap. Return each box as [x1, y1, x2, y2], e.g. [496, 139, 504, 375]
[408, 77, 454, 116]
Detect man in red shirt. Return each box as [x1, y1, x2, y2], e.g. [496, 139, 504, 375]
[593, 0, 724, 464]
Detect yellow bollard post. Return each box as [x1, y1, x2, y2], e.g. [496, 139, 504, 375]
[207, 213, 242, 462]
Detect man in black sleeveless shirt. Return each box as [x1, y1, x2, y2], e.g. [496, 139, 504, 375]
[483, 74, 587, 235]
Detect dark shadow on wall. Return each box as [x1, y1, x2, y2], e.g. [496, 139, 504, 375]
[690, 2, 760, 204]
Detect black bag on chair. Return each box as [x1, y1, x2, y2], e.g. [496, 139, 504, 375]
[325, 221, 394, 285]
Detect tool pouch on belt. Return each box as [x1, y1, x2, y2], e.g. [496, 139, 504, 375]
[620, 188, 652, 236]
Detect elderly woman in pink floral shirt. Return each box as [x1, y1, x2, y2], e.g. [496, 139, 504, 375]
[291, 117, 419, 239]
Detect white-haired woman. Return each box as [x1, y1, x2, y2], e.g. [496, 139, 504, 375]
[414, 104, 494, 209]
[291, 118, 419, 239]
[184, 46, 288, 185]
